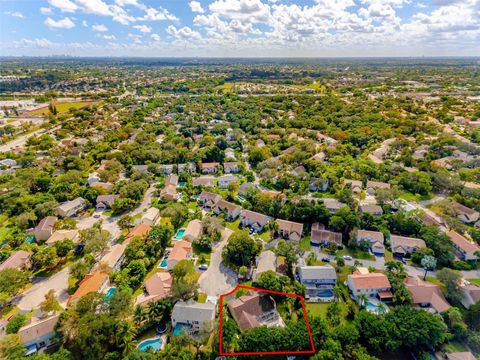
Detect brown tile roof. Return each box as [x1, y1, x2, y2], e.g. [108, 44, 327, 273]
[46, 230, 79, 245]
[366, 180, 390, 190]
[448, 230, 480, 253]
[35, 216, 57, 232]
[276, 219, 303, 240]
[215, 199, 241, 213]
[125, 224, 151, 245]
[310, 223, 342, 246]
[169, 240, 192, 262]
[447, 352, 477, 360]
[18, 313, 60, 345]
[349, 273, 391, 289]
[405, 277, 450, 313]
[451, 201, 478, 217]
[357, 230, 384, 243]
[135, 272, 172, 306]
[228, 292, 277, 331]
[390, 235, 426, 250]
[68, 272, 108, 306]
[100, 244, 126, 268]
[202, 162, 219, 169]
[0, 250, 30, 271]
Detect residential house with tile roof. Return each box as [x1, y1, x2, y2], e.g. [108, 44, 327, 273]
[167, 240, 192, 270]
[192, 176, 215, 188]
[366, 180, 390, 196]
[171, 300, 216, 334]
[347, 273, 392, 301]
[298, 265, 337, 302]
[0, 250, 31, 271]
[33, 216, 57, 241]
[253, 250, 276, 281]
[404, 276, 450, 314]
[240, 210, 272, 232]
[67, 272, 109, 306]
[213, 200, 241, 220]
[310, 222, 342, 247]
[390, 235, 426, 256]
[276, 219, 303, 242]
[448, 230, 480, 261]
[198, 191, 222, 209]
[183, 219, 203, 242]
[135, 272, 172, 307]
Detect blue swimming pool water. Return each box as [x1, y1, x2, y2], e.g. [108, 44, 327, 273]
[178, 182, 186, 188]
[316, 289, 334, 298]
[172, 323, 192, 336]
[365, 301, 388, 314]
[104, 288, 116, 303]
[137, 338, 163, 352]
[160, 255, 168, 268]
[174, 229, 185, 240]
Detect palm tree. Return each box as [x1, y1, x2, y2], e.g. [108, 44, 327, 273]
[377, 302, 386, 315]
[357, 293, 369, 308]
[333, 285, 342, 301]
[133, 305, 146, 327]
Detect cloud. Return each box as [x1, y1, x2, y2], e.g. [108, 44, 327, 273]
[92, 24, 108, 32]
[4, 11, 26, 19]
[190, 1, 205, 13]
[40, 7, 53, 15]
[44, 17, 76, 29]
[209, 0, 271, 23]
[75, 0, 111, 16]
[82, 20, 88, 26]
[138, 6, 178, 21]
[48, 0, 78, 13]
[133, 24, 152, 33]
[102, 34, 117, 40]
[151, 33, 161, 41]
[167, 25, 202, 41]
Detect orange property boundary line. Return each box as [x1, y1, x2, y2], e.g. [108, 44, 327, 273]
[219, 284, 316, 356]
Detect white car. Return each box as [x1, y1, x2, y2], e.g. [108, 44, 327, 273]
[198, 264, 208, 271]
[342, 255, 353, 261]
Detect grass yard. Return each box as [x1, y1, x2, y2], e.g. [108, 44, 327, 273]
[467, 278, 480, 286]
[443, 341, 467, 353]
[197, 293, 207, 303]
[306, 301, 348, 320]
[337, 248, 375, 261]
[225, 218, 240, 231]
[26, 101, 99, 116]
[257, 230, 272, 243]
[299, 236, 311, 251]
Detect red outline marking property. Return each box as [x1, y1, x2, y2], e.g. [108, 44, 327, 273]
[219, 284, 316, 356]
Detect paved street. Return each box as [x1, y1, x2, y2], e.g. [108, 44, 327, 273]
[15, 266, 70, 312]
[198, 227, 237, 296]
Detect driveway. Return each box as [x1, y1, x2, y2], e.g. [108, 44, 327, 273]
[16, 266, 70, 312]
[76, 212, 121, 240]
[198, 227, 238, 296]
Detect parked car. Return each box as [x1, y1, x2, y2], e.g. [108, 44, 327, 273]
[322, 258, 330, 262]
[342, 255, 353, 261]
[198, 264, 208, 271]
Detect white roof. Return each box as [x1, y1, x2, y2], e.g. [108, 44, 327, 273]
[298, 265, 337, 281]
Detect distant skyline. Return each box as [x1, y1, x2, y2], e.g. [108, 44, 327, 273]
[0, 0, 479, 57]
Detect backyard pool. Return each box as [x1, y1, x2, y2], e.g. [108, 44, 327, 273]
[104, 288, 116, 304]
[158, 254, 169, 268]
[365, 301, 388, 314]
[315, 289, 334, 298]
[172, 322, 192, 336]
[178, 181, 186, 188]
[137, 337, 163, 352]
[174, 229, 185, 240]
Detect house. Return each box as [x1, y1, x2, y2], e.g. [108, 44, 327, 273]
[142, 207, 160, 226]
[347, 273, 392, 301]
[33, 216, 57, 241]
[178, 163, 197, 174]
[213, 200, 241, 220]
[160, 184, 178, 202]
[357, 230, 385, 255]
[46, 230, 79, 246]
[56, 197, 86, 217]
[198, 191, 222, 209]
[171, 300, 216, 334]
[218, 175, 238, 189]
[359, 204, 383, 216]
[276, 219, 303, 241]
[309, 178, 329, 192]
[67, 272, 110, 306]
[201, 162, 219, 174]
[225, 148, 236, 160]
[160, 164, 174, 175]
[298, 265, 337, 302]
[253, 250, 276, 281]
[390, 235, 426, 256]
[165, 174, 179, 186]
[404, 276, 450, 313]
[459, 280, 480, 308]
[192, 176, 215, 188]
[167, 240, 192, 270]
[451, 201, 480, 223]
[0, 250, 31, 271]
[223, 162, 240, 173]
[90, 181, 114, 192]
[448, 230, 480, 261]
[132, 165, 149, 174]
[446, 352, 477, 360]
[227, 292, 283, 332]
[124, 224, 151, 245]
[310, 152, 326, 162]
[322, 198, 347, 213]
[96, 195, 119, 210]
[238, 182, 257, 197]
[366, 180, 390, 196]
[292, 165, 307, 178]
[343, 179, 363, 193]
[135, 272, 173, 307]
[0, 158, 17, 167]
[19, 313, 61, 355]
[183, 219, 203, 242]
[240, 210, 272, 232]
[310, 222, 342, 247]
[99, 244, 126, 270]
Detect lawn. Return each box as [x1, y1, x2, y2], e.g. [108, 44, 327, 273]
[197, 293, 207, 303]
[257, 230, 272, 243]
[26, 101, 99, 116]
[467, 278, 480, 286]
[299, 236, 311, 251]
[225, 218, 240, 231]
[443, 341, 467, 353]
[337, 248, 375, 261]
[306, 301, 348, 320]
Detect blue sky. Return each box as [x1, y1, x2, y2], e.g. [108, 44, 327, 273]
[0, 0, 479, 57]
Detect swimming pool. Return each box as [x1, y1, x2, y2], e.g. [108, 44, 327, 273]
[104, 288, 116, 304]
[172, 322, 192, 336]
[159, 254, 168, 268]
[178, 181, 186, 188]
[315, 289, 334, 298]
[137, 337, 163, 352]
[365, 301, 388, 314]
[174, 229, 185, 240]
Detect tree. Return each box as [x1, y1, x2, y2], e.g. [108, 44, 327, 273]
[40, 289, 61, 313]
[173, 260, 196, 280]
[6, 314, 27, 334]
[0, 334, 25, 360]
[33, 246, 60, 269]
[222, 231, 261, 268]
[146, 299, 172, 327]
[326, 301, 342, 327]
[436, 268, 463, 303]
[80, 227, 111, 254]
[421, 255, 437, 280]
[466, 302, 480, 331]
[70, 256, 94, 281]
[275, 240, 299, 277]
[357, 293, 369, 308]
[255, 270, 289, 293]
[0, 268, 29, 296]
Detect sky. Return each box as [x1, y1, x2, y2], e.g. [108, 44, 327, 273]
[0, 0, 479, 57]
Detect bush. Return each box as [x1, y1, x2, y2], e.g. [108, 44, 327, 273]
[6, 314, 27, 334]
